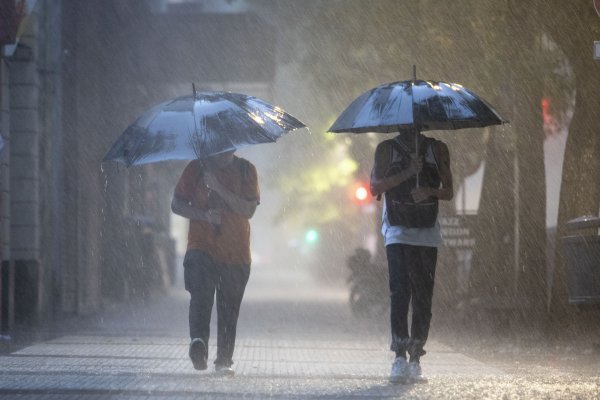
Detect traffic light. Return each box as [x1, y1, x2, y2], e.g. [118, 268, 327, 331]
[304, 229, 319, 244]
[355, 185, 368, 202]
[351, 181, 371, 205]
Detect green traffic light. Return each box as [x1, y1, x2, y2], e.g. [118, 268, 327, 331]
[305, 229, 318, 243]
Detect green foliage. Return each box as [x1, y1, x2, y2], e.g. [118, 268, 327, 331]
[261, 0, 584, 233]
[273, 138, 359, 227]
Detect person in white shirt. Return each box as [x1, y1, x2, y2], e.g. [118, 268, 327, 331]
[370, 130, 453, 384]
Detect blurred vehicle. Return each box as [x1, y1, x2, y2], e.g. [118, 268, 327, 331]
[346, 248, 389, 318]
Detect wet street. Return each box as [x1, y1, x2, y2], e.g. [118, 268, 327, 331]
[0, 264, 599, 399]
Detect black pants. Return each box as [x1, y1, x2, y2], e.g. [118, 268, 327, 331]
[184, 250, 250, 367]
[386, 243, 437, 358]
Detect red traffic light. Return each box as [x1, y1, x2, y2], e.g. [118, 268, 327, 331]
[355, 185, 368, 201]
[351, 182, 371, 205]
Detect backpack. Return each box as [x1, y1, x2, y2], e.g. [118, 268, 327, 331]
[384, 136, 441, 228]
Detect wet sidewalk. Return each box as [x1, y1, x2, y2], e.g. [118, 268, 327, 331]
[0, 264, 597, 399]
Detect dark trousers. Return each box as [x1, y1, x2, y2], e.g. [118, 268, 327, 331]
[184, 250, 250, 367]
[386, 243, 437, 358]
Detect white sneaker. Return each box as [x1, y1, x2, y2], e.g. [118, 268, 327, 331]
[406, 361, 427, 383]
[215, 364, 235, 376]
[389, 356, 409, 384]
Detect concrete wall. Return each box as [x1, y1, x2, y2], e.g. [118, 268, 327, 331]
[9, 17, 40, 263]
[7, 6, 43, 327]
[1, 0, 277, 335]
[1, 56, 13, 335]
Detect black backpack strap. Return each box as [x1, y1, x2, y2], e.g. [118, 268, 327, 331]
[194, 161, 205, 187]
[394, 134, 433, 157]
[374, 139, 396, 201]
[391, 136, 412, 155]
[239, 157, 251, 187]
[239, 158, 245, 179]
[425, 138, 441, 173]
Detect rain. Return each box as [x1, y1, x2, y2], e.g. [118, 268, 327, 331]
[0, 0, 599, 399]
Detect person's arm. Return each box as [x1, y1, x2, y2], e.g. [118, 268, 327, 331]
[370, 141, 422, 197]
[203, 172, 258, 219]
[172, 161, 221, 223]
[411, 141, 453, 203]
[171, 196, 221, 224]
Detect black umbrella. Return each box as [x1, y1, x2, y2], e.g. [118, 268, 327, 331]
[328, 67, 507, 184]
[103, 88, 306, 167]
[329, 67, 507, 135]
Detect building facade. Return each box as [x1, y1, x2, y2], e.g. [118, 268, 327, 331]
[0, 0, 276, 342]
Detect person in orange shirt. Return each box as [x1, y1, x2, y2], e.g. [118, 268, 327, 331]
[172, 150, 259, 376]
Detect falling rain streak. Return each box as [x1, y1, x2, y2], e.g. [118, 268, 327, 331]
[0, 1, 598, 398]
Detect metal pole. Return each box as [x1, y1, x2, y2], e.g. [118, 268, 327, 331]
[513, 150, 520, 294]
[412, 65, 419, 187]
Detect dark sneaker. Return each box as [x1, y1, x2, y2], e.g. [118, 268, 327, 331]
[215, 364, 235, 376]
[189, 338, 207, 370]
[389, 356, 409, 384]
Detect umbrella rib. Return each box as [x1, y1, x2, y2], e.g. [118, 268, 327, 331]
[190, 99, 203, 158]
[128, 99, 178, 165]
[228, 101, 279, 143]
[439, 83, 454, 128]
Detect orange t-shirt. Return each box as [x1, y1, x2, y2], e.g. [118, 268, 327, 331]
[174, 157, 259, 266]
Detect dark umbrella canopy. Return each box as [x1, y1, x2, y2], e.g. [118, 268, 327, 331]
[103, 91, 306, 166]
[328, 79, 507, 134]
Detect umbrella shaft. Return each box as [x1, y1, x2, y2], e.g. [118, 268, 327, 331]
[415, 130, 419, 188]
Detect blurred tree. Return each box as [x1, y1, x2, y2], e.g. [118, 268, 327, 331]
[538, 0, 600, 315]
[256, 1, 555, 310]
[468, 1, 548, 322]
[273, 140, 359, 227]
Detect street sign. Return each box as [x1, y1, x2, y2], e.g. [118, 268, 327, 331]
[595, 41, 600, 60]
[439, 215, 476, 249]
